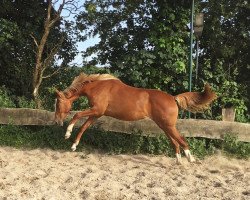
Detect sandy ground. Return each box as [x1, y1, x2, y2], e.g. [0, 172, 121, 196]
[0, 146, 249, 200]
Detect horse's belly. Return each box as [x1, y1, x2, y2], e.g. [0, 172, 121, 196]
[106, 113, 148, 121]
[104, 88, 150, 121]
[104, 106, 148, 121]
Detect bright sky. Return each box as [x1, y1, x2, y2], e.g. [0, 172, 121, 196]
[74, 36, 100, 66]
[57, 0, 100, 66]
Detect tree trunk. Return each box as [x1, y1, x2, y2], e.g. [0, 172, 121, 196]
[30, 0, 74, 108]
[32, 63, 43, 108]
[32, 1, 56, 108]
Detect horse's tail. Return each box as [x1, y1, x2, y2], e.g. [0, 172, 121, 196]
[174, 83, 217, 113]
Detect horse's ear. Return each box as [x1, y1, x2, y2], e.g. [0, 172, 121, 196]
[55, 89, 65, 99]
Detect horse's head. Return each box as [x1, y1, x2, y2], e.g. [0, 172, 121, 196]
[54, 89, 72, 126]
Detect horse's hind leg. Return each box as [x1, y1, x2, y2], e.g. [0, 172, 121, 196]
[165, 126, 195, 163]
[71, 117, 96, 151]
[165, 135, 182, 164]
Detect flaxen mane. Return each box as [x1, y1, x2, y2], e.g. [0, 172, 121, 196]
[63, 73, 119, 97]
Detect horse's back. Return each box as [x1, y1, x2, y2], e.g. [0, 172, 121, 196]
[84, 80, 178, 123]
[103, 80, 177, 122]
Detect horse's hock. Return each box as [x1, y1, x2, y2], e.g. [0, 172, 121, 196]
[0, 108, 249, 142]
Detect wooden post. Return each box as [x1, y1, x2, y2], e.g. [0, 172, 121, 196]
[222, 107, 236, 122]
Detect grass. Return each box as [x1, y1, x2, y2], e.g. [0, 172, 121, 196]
[0, 124, 249, 159]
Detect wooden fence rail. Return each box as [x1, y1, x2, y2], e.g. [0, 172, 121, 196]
[0, 108, 249, 142]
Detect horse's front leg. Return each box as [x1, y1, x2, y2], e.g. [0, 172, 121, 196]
[65, 108, 99, 139]
[71, 116, 96, 151]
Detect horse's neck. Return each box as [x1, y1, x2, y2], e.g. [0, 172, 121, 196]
[63, 89, 81, 102]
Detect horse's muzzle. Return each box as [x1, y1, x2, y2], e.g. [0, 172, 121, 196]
[54, 119, 64, 126]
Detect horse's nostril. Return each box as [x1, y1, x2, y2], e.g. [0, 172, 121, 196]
[54, 118, 62, 126]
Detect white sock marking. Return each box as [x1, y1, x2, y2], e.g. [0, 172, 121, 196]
[184, 150, 196, 163]
[71, 141, 79, 151]
[176, 153, 182, 164]
[65, 123, 74, 139]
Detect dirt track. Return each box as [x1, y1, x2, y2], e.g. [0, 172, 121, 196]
[0, 146, 249, 200]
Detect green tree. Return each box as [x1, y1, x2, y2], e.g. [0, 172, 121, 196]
[0, 0, 78, 107]
[77, 0, 191, 92]
[197, 0, 250, 121]
[77, 0, 249, 122]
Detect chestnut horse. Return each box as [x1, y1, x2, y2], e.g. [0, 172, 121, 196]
[54, 73, 216, 163]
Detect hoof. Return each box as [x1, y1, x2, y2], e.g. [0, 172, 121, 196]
[65, 134, 71, 140]
[195, 159, 202, 164]
[176, 153, 182, 165]
[65, 131, 71, 140]
[189, 156, 196, 163]
[184, 149, 196, 163]
[176, 160, 183, 165]
[71, 143, 77, 151]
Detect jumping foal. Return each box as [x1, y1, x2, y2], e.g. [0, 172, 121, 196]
[54, 73, 216, 163]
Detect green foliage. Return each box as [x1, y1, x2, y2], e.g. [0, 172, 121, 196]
[0, 0, 249, 123]
[187, 137, 215, 159]
[0, 0, 78, 100]
[0, 86, 36, 108]
[0, 17, 33, 97]
[0, 18, 20, 44]
[198, 57, 249, 122]
[77, 0, 190, 92]
[220, 81, 245, 108]
[218, 81, 248, 122]
[198, 0, 250, 121]
[15, 96, 36, 108]
[222, 134, 250, 159]
[72, 96, 89, 110]
[0, 125, 69, 150]
[76, 0, 249, 121]
[0, 86, 15, 108]
[0, 125, 249, 160]
[216, 80, 248, 122]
